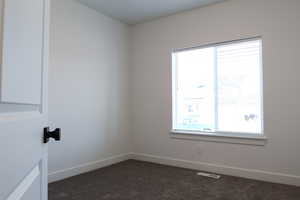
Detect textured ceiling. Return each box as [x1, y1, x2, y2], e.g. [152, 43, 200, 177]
[77, 0, 226, 25]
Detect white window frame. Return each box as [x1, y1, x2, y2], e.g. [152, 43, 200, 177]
[171, 37, 267, 144]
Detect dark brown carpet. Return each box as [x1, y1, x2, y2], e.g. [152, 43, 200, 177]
[49, 160, 300, 200]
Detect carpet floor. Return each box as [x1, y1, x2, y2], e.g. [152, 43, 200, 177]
[49, 160, 300, 200]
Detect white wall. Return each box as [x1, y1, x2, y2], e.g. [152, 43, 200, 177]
[49, 0, 300, 186]
[131, 0, 300, 185]
[48, 0, 131, 181]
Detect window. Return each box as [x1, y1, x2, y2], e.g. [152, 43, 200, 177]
[172, 38, 263, 136]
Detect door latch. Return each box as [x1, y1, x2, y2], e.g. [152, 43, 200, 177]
[44, 127, 61, 143]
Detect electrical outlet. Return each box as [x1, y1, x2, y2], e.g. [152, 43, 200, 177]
[196, 145, 203, 155]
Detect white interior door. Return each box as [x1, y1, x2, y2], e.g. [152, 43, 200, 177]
[0, 0, 50, 200]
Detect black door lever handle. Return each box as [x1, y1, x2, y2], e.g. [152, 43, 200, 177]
[44, 127, 61, 143]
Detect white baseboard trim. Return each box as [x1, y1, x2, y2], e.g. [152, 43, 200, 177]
[131, 153, 300, 186]
[48, 153, 132, 183]
[48, 152, 300, 186]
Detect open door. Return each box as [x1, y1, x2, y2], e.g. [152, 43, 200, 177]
[0, 0, 50, 199]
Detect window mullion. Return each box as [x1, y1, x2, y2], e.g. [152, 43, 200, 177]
[214, 47, 219, 132]
[172, 54, 178, 130]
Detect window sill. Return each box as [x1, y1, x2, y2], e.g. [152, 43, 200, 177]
[170, 130, 267, 146]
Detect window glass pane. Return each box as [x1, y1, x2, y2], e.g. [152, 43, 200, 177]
[217, 40, 262, 134]
[174, 47, 215, 131]
[172, 39, 263, 135]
